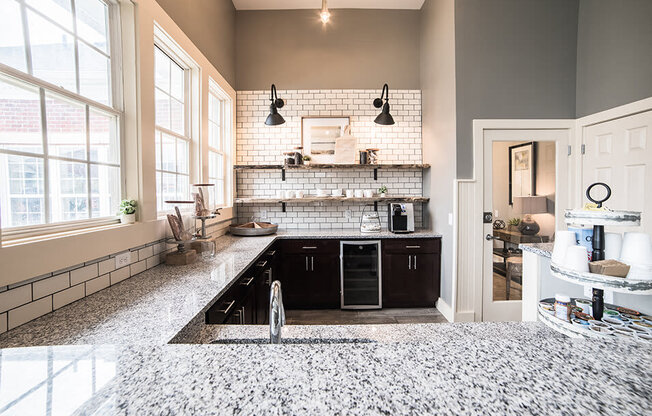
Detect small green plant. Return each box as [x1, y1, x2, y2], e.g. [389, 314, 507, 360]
[118, 200, 137, 215]
[302, 155, 312, 161]
[378, 185, 388, 194]
[508, 217, 521, 226]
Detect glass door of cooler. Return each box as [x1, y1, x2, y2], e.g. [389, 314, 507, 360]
[340, 241, 381, 309]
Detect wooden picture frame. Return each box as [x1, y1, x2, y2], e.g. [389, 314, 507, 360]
[301, 116, 351, 164]
[509, 142, 536, 205]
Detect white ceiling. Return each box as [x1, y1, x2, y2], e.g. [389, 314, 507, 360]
[232, 0, 425, 10]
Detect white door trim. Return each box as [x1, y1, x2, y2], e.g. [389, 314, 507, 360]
[455, 119, 575, 322]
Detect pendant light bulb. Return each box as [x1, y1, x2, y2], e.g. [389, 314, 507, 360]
[320, 0, 330, 23]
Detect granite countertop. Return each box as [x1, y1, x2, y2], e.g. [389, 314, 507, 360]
[0, 229, 440, 348]
[519, 242, 553, 258]
[1, 325, 649, 415]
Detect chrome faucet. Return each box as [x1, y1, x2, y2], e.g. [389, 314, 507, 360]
[269, 280, 285, 344]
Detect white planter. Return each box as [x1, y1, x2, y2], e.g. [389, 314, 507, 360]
[380, 193, 386, 198]
[120, 213, 136, 224]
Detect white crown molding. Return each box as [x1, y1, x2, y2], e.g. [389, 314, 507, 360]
[232, 0, 425, 11]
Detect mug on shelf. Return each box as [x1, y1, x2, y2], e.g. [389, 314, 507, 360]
[354, 190, 364, 198]
[345, 190, 354, 198]
[295, 190, 304, 198]
[363, 190, 374, 198]
[563, 245, 590, 272]
[332, 189, 343, 197]
[284, 190, 295, 199]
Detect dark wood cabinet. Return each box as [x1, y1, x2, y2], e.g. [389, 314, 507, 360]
[382, 239, 441, 308]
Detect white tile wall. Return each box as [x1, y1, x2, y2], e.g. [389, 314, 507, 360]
[0, 238, 170, 334]
[236, 89, 422, 165]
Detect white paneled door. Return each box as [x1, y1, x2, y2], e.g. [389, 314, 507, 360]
[582, 111, 652, 234]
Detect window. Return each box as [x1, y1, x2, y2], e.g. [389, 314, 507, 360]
[154, 46, 189, 212]
[0, 0, 120, 234]
[208, 80, 231, 207]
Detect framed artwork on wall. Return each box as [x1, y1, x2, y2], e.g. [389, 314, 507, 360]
[301, 117, 350, 164]
[509, 142, 536, 205]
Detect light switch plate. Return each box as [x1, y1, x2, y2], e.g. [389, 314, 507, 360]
[448, 213, 453, 226]
[115, 252, 131, 269]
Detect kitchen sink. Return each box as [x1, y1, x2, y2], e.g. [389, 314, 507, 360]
[211, 337, 376, 345]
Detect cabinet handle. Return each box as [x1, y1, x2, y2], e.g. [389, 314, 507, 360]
[218, 300, 235, 314]
[306, 256, 309, 271]
[311, 256, 314, 271]
[408, 255, 412, 270]
[240, 307, 245, 324]
[241, 276, 255, 286]
[265, 268, 272, 285]
[302, 246, 317, 250]
[266, 250, 276, 256]
[414, 255, 417, 270]
[406, 245, 421, 249]
[256, 260, 268, 268]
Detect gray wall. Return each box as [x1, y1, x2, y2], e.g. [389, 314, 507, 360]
[454, 0, 579, 179]
[420, 0, 457, 308]
[155, 0, 236, 87]
[576, 0, 652, 117]
[235, 9, 420, 90]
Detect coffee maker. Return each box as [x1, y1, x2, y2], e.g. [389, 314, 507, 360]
[388, 203, 414, 233]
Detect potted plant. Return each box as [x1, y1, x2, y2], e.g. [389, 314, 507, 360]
[118, 200, 137, 224]
[302, 155, 312, 166]
[378, 185, 388, 197]
[507, 217, 520, 232]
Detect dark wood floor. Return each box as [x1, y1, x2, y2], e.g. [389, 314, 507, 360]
[285, 308, 448, 325]
[492, 272, 523, 301]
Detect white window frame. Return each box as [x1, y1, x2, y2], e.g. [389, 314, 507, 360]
[0, 0, 123, 240]
[207, 78, 232, 208]
[153, 25, 198, 214]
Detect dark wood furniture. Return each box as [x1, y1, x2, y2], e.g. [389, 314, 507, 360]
[492, 229, 549, 276]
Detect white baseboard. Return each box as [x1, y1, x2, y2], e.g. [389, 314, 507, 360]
[454, 310, 476, 322]
[435, 298, 454, 322]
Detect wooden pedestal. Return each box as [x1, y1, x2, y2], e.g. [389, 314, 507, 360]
[165, 249, 197, 265]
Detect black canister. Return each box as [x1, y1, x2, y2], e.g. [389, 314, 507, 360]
[359, 150, 369, 164]
[592, 288, 604, 320]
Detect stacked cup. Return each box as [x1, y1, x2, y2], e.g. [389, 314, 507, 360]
[620, 232, 652, 280]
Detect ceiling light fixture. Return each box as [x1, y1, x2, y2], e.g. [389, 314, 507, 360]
[320, 0, 330, 23]
[373, 84, 395, 126]
[265, 84, 285, 126]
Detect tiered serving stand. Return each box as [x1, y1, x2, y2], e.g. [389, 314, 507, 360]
[538, 183, 652, 339]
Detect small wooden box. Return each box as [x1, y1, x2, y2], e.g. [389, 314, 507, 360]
[165, 249, 197, 266]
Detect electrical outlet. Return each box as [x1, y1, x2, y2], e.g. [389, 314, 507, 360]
[260, 210, 268, 219]
[115, 252, 131, 269]
[345, 209, 352, 219]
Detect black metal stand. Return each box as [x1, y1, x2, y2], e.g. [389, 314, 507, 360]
[586, 182, 611, 321]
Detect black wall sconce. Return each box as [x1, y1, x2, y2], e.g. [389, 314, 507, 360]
[372, 84, 395, 126]
[265, 84, 285, 126]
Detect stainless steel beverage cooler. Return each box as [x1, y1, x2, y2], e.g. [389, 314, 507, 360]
[340, 241, 382, 309]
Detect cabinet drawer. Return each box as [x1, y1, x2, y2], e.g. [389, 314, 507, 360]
[282, 239, 339, 254]
[383, 238, 440, 254]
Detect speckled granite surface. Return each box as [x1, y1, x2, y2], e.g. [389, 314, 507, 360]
[519, 242, 553, 258]
[0, 230, 440, 348]
[1, 335, 649, 415]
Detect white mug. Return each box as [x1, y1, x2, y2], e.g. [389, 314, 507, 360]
[276, 190, 284, 199]
[354, 189, 364, 198]
[604, 232, 623, 260]
[295, 190, 304, 198]
[363, 189, 374, 198]
[332, 188, 343, 197]
[284, 190, 295, 199]
[552, 230, 578, 265]
[563, 245, 590, 272]
[316, 188, 327, 197]
[345, 190, 354, 198]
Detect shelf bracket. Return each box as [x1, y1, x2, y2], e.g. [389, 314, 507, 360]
[373, 168, 378, 180]
[281, 167, 286, 181]
[281, 202, 286, 212]
[374, 201, 378, 211]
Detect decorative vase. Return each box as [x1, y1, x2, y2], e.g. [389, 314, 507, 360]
[518, 215, 540, 235]
[380, 193, 386, 198]
[120, 213, 136, 224]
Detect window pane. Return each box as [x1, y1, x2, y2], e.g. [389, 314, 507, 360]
[79, 42, 110, 105]
[27, 11, 76, 91]
[160, 133, 175, 172]
[49, 159, 88, 222]
[215, 179, 224, 206]
[46, 94, 86, 160]
[154, 47, 170, 92]
[209, 94, 220, 124]
[209, 121, 220, 150]
[26, 0, 74, 30]
[155, 131, 161, 170]
[176, 139, 188, 174]
[156, 171, 162, 211]
[170, 98, 184, 135]
[155, 89, 170, 130]
[176, 174, 188, 201]
[89, 109, 118, 164]
[0, 154, 45, 228]
[0, 0, 27, 72]
[214, 152, 224, 180]
[90, 164, 119, 218]
[170, 62, 184, 101]
[75, 0, 109, 53]
[161, 172, 176, 205]
[0, 77, 43, 154]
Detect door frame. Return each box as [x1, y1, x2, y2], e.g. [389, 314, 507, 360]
[455, 119, 575, 322]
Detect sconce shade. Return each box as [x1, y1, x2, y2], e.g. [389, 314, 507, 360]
[513, 196, 548, 214]
[374, 101, 395, 125]
[265, 84, 285, 126]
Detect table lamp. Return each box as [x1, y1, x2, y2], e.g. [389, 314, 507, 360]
[513, 196, 548, 235]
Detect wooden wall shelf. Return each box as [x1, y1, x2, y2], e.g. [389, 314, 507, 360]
[234, 196, 430, 212]
[234, 163, 430, 181]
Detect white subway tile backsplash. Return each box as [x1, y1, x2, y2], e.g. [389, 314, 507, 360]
[0, 285, 32, 314]
[130, 260, 146, 276]
[70, 264, 99, 286]
[146, 255, 160, 269]
[0, 313, 6, 334]
[98, 258, 115, 275]
[53, 284, 85, 309]
[110, 267, 130, 285]
[8, 297, 52, 330]
[138, 246, 154, 261]
[32, 272, 70, 300]
[86, 274, 110, 296]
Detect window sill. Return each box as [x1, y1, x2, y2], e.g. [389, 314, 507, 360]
[1, 220, 130, 248]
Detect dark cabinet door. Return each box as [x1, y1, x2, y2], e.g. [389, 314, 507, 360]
[281, 253, 340, 309]
[256, 268, 271, 324]
[242, 288, 257, 324]
[280, 254, 311, 309]
[382, 252, 438, 307]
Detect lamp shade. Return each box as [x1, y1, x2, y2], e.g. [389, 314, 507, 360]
[374, 101, 395, 125]
[513, 196, 548, 214]
[265, 103, 285, 126]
